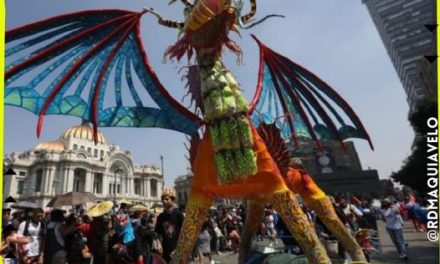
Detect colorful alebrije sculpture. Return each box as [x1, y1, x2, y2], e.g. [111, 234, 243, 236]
[5, 1, 374, 263]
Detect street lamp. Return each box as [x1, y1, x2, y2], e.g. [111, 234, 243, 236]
[113, 167, 123, 204]
[160, 155, 164, 192]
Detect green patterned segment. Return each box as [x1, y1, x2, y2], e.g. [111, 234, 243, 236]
[198, 53, 257, 184]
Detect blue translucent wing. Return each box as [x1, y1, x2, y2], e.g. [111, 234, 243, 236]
[5, 9, 202, 141]
[249, 35, 373, 150]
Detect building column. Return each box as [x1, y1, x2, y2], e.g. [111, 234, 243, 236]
[42, 169, 47, 194]
[62, 168, 67, 193]
[125, 174, 128, 194]
[157, 180, 162, 198]
[66, 168, 75, 192]
[146, 179, 150, 198]
[45, 167, 53, 194]
[65, 168, 71, 192]
[90, 172, 95, 193]
[84, 170, 92, 192]
[102, 172, 109, 196]
[129, 175, 134, 194]
[40, 168, 47, 194]
[48, 167, 56, 194]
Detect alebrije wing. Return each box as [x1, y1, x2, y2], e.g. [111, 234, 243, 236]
[249, 35, 373, 151]
[5, 9, 202, 143]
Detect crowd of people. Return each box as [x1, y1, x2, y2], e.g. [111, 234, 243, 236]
[1, 191, 430, 264]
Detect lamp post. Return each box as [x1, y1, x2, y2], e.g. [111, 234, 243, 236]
[160, 155, 164, 192]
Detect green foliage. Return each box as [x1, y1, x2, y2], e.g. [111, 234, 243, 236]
[391, 99, 438, 193]
[409, 98, 437, 134]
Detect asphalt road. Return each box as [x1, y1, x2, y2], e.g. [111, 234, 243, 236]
[206, 220, 439, 264]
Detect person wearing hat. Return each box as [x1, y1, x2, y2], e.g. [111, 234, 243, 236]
[380, 198, 408, 260]
[87, 201, 113, 264]
[154, 189, 184, 263]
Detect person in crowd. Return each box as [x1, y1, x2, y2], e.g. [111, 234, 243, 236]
[110, 206, 140, 264]
[78, 215, 91, 240]
[2, 208, 12, 230]
[338, 197, 363, 232]
[197, 221, 213, 264]
[43, 209, 76, 264]
[2, 224, 30, 263]
[264, 210, 277, 246]
[216, 209, 230, 251]
[65, 227, 92, 264]
[256, 221, 265, 242]
[17, 208, 46, 264]
[11, 211, 24, 231]
[380, 198, 408, 260]
[360, 199, 378, 230]
[228, 225, 241, 254]
[154, 190, 184, 263]
[330, 196, 351, 260]
[88, 214, 112, 264]
[414, 199, 428, 232]
[136, 217, 157, 264]
[130, 211, 142, 230]
[207, 218, 219, 256]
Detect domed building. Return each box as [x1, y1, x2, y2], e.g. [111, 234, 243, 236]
[3, 122, 164, 208]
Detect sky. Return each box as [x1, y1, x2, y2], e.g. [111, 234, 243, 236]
[4, 0, 414, 186]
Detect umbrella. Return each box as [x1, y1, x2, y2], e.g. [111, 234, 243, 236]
[47, 191, 97, 208]
[4, 196, 17, 203]
[10, 201, 40, 210]
[87, 201, 114, 217]
[129, 204, 149, 212]
[118, 198, 133, 205]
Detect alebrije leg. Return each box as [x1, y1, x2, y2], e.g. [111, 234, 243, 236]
[238, 199, 266, 264]
[284, 168, 367, 262]
[269, 190, 331, 264]
[307, 196, 368, 263]
[170, 191, 213, 264]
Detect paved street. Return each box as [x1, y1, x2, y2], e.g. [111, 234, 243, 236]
[369, 221, 438, 264]
[207, 220, 438, 264]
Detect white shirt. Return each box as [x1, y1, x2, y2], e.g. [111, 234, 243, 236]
[17, 221, 42, 257]
[265, 215, 274, 229]
[342, 204, 363, 217]
[381, 207, 402, 230]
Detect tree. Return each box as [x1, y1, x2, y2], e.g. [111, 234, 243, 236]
[391, 99, 437, 193]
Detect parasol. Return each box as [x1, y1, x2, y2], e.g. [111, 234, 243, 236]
[10, 201, 40, 210]
[129, 204, 149, 212]
[87, 201, 114, 217]
[47, 191, 97, 208]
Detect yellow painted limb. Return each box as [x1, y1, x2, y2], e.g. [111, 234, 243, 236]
[170, 191, 213, 264]
[270, 190, 331, 263]
[238, 200, 266, 263]
[307, 197, 367, 262]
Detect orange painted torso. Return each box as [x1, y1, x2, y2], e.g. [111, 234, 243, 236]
[192, 125, 288, 200]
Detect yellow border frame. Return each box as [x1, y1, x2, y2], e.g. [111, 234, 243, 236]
[435, 0, 440, 256]
[0, 1, 437, 263]
[0, 1, 5, 263]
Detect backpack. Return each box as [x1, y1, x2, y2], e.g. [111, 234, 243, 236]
[23, 220, 46, 238]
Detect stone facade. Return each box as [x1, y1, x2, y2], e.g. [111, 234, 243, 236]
[174, 174, 193, 205]
[3, 123, 163, 208]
